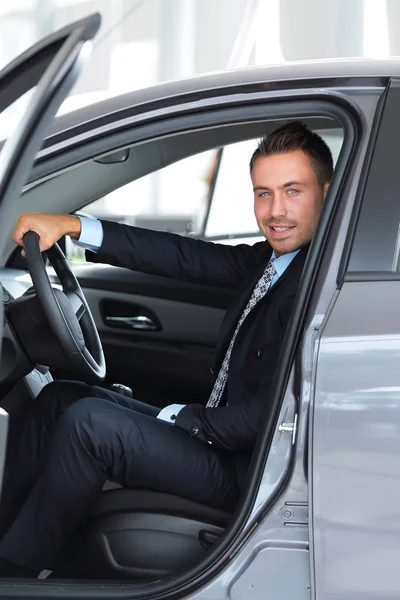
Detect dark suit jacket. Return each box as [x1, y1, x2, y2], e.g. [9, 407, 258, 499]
[88, 220, 308, 471]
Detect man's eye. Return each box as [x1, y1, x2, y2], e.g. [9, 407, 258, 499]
[258, 191, 271, 198]
[287, 188, 299, 195]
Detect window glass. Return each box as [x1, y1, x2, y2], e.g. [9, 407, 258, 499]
[205, 139, 258, 238]
[0, 89, 35, 147]
[66, 149, 218, 263]
[85, 150, 216, 234]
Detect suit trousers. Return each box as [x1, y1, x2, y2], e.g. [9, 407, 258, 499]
[0, 381, 239, 571]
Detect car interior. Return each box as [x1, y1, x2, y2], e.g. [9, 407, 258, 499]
[0, 116, 344, 581]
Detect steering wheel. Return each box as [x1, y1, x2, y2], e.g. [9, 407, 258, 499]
[22, 230, 105, 383]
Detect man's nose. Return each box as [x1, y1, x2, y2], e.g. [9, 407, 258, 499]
[270, 193, 287, 218]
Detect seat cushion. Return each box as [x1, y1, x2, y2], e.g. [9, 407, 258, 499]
[52, 489, 234, 579]
[93, 488, 233, 527]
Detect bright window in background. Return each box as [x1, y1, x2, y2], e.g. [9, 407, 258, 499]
[205, 139, 257, 238]
[0, 89, 35, 148]
[109, 40, 159, 94]
[364, 0, 389, 57]
[72, 148, 215, 222]
[254, 0, 284, 65]
[66, 148, 217, 263]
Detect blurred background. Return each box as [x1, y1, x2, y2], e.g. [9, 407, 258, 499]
[1, 0, 398, 91]
[0, 0, 397, 246]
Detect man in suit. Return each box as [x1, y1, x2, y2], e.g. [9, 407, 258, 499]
[0, 122, 332, 576]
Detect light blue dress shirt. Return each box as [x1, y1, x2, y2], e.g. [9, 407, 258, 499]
[75, 217, 104, 251]
[76, 217, 299, 423]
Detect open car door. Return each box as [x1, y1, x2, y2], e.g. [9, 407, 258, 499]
[0, 13, 101, 498]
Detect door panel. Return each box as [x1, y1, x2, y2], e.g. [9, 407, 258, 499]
[71, 263, 234, 308]
[93, 290, 225, 345]
[312, 281, 400, 599]
[63, 265, 232, 407]
[84, 288, 225, 406]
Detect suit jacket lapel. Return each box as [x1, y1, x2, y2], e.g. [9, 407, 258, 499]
[214, 245, 309, 370]
[215, 255, 271, 358]
[214, 254, 271, 369]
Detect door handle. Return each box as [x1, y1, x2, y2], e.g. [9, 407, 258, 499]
[105, 315, 158, 331]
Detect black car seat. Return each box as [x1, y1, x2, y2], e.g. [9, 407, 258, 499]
[51, 488, 233, 579]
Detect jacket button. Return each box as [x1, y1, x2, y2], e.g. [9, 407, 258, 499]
[256, 349, 262, 358]
[190, 426, 199, 436]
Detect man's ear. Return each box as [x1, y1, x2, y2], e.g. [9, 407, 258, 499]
[323, 181, 330, 199]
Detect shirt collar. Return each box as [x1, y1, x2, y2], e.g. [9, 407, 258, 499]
[271, 249, 300, 278]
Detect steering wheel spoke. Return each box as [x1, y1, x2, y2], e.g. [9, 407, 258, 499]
[65, 291, 86, 321]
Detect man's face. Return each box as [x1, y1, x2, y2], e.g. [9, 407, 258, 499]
[251, 150, 329, 256]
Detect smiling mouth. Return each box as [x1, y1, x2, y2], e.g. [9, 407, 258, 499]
[268, 225, 295, 235]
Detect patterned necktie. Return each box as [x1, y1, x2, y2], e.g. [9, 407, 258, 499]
[206, 257, 276, 408]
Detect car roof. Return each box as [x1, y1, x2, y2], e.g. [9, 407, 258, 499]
[1, 56, 397, 159]
[49, 57, 400, 138]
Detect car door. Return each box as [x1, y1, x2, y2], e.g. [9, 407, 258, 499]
[310, 79, 400, 599]
[0, 13, 101, 498]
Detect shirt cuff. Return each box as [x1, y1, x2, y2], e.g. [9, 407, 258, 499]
[157, 404, 186, 424]
[73, 217, 104, 252]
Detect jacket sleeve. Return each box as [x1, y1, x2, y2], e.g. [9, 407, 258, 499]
[174, 391, 269, 451]
[86, 219, 270, 290]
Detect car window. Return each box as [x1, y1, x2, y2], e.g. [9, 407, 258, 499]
[66, 140, 256, 263]
[0, 89, 36, 145]
[85, 149, 216, 234]
[66, 148, 217, 263]
[204, 139, 259, 239]
[66, 130, 343, 263]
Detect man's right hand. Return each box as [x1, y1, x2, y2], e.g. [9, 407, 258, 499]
[12, 213, 82, 253]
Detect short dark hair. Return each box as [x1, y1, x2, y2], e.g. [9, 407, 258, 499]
[249, 121, 333, 186]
